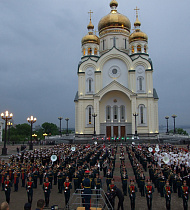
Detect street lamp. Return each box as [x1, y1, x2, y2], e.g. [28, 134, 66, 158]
[58, 117, 63, 136]
[92, 113, 97, 136]
[65, 118, 69, 136]
[165, 116, 169, 134]
[133, 112, 138, 139]
[172, 114, 177, 134]
[7, 122, 13, 144]
[43, 133, 48, 139]
[27, 116, 37, 150]
[1, 111, 13, 155]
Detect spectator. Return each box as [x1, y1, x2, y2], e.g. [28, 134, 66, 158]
[36, 199, 45, 210]
[24, 203, 31, 210]
[0, 201, 9, 210]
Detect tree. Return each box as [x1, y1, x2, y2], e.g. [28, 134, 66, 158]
[41, 122, 59, 135]
[169, 128, 188, 135]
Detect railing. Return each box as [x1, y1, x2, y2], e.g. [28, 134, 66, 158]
[64, 189, 113, 210]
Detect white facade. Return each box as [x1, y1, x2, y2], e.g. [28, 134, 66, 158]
[75, 1, 159, 137]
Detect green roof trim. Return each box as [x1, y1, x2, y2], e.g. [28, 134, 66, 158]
[153, 88, 159, 99]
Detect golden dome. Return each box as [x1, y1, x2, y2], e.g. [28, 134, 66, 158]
[87, 20, 94, 30]
[81, 34, 99, 45]
[129, 29, 148, 43]
[98, 0, 131, 33]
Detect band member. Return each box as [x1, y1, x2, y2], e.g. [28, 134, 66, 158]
[139, 171, 145, 196]
[121, 170, 128, 196]
[72, 170, 79, 192]
[57, 168, 63, 193]
[128, 179, 137, 210]
[181, 180, 190, 210]
[145, 179, 154, 210]
[43, 177, 51, 207]
[163, 180, 172, 210]
[106, 168, 113, 191]
[53, 165, 58, 185]
[4, 175, 12, 204]
[113, 186, 124, 210]
[21, 168, 27, 187]
[82, 171, 92, 210]
[63, 176, 72, 206]
[13, 169, 20, 192]
[33, 167, 39, 188]
[26, 176, 34, 204]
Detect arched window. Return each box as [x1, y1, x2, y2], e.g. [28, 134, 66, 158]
[113, 106, 118, 120]
[137, 76, 144, 92]
[137, 45, 141, 53]
[106, 106, 111, 120]
[89, 106, 92, 124]
[83, 48, 86, 56]
[120, 105, 125, 120]
[88, 48, 92, 55]
[132, 46, 134, 54]
[89, 79, 92, 92]
[86, 105, 93, 126]
[94, 48, 97, 55]
[144, 45, 147, 53]
[139, 77, 143, 91]
[138, 104, 146, 125]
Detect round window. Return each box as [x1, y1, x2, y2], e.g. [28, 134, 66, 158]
[112, 69, 117, 74]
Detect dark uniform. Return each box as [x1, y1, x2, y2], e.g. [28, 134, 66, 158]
[26, 179, 34, 203]
[57, 170, 63, 193]
[82, 174, 92, 210]
[145, 183, 154, 210]
[43, 179, 51, 207]
[181, 182, 190, 210]
[163, 183, 172, 210]
[63, 179, 72, 206]
[4, 178, 12, 204]
[128, 182, 137, 210]
[121, 172, 128, 196]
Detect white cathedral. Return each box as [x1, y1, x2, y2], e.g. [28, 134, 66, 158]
[74, 0, 159, 138]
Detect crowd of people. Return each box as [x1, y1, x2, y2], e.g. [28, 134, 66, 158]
[0, 142, 189, 210]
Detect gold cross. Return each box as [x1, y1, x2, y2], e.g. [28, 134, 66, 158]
[94, 29, 98, 35]
[134, 6, 140, 18]
[88, 10, 93, 21]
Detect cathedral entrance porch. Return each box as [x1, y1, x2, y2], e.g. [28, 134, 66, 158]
[101, 123, 132, 139]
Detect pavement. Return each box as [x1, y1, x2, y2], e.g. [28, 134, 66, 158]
[0, 143, 189, 210]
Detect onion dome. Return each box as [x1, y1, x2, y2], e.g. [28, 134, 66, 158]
[129, 14, 148, 43]
[98, 0, 131, 33]
[82, 19, 99, 45]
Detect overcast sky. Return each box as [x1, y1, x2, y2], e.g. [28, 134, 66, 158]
[0, 0, 190, 129]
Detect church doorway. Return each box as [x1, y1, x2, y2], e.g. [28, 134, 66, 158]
[120, 126, 125, 138]
[106, 126, 111, 138]
[113, 126, 118, 137]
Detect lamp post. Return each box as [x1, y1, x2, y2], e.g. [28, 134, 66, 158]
[65, 118, 69, 136]
[43, 133, 48, 139]
[133, 112, 138, 139]
[58, 117, 63, 136]
[92, 113, 97, 137]
[27, 116, 37, 150]
[172, 114, 177, 134]
[1, 111, 13, 155]
[7, 122, 13, 144]
[165, 116, 169, 134]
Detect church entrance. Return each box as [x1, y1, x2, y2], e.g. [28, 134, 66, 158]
[120, 126, 125, 138]
[113, 126, 118, 137]
[106, 126, 111, 137]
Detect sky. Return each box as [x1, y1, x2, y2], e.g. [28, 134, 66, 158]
[0, 0, 190, 129]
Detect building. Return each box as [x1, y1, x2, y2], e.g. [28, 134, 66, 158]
[74, 0, 159, 138]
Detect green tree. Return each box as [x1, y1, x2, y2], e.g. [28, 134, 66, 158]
[41, 122, 59, 135]
[169, 128, 188, 135]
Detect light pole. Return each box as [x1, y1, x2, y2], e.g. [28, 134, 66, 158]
[133, 112, 138, 139]
[1, 111, 13, 155]
[7, 122, 13, 144]
[172, 114, 177, 134]
[165, 116, 169, 134]
[92, 113, 97, 137]
[58, 117, 63, 136]
[27, 116, 37, 150]
[43, 133, 48, 139]
[65, 118, 69, 136]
